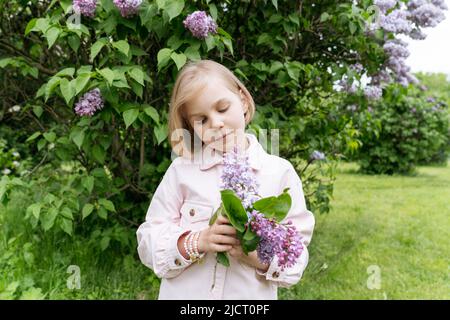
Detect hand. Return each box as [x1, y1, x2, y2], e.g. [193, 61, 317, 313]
[198, 215, 240, 254]
[229, 246, 270, 273]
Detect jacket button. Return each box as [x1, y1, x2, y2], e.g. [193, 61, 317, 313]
[272, 271, 280, 278]
[174, 258, 182, 266]
[189, 208, 196, 216]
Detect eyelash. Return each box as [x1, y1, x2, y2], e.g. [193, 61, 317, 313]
[199, 106, 229, 124]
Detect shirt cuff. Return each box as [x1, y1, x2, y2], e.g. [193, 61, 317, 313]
[255, 255, 283, 280]
[168, 229, 193, 269]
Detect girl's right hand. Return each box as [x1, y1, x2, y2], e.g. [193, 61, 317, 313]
[198, 215, 240, 253]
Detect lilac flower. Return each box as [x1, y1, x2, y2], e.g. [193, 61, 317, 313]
[221, 146, 259, 211]
[411, 107, 417, 113]
[311, 150, 326, 161]
[74, 88, 104, 117]
[364, 85, 383, 100]
[426, 96, 436, 103]
[380, 9, 413, 34]
[431, 0, 448, 10]
[374, 0, 397, 13]
[409, 28, 427, 40]
[183, 11, 218, 39]
[383, 39, 410, 59]
[73, 0, 98, 18]
[410, 3, 446, 28]
[113, 0, 142, 17]
[350, 63, 364, 73]
[249, 211, 303, 270]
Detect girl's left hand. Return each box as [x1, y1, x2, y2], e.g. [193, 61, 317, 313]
[228, 245, 270, 272]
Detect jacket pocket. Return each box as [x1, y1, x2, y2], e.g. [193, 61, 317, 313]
[179, 200, 214, 230]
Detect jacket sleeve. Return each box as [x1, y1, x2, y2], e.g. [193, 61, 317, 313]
[255, 162, 315, 288]
[136, 160, 193, 279]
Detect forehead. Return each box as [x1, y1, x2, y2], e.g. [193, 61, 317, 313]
[186, 76, 237, 115]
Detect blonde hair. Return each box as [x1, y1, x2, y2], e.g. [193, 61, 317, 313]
[168, 59, 255, 157]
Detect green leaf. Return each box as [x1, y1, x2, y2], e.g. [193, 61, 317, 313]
[26, 131, 41, 142]
[60, 218, 73, 236]
[97, 207, 108, 220]
[98, 67, 115, 86]
[99, 198, 116, 212]
[241, 228, 259, 254]
[209, 203, 223, 226]
[184, 46, 201, 61]
[92, 144, 105, 164]
[154, 124, 167, 145]
[33, 106, 43, 118]
[123, 109, 139, 129]
[61, 207, 74, 220]
[56, 68, 75, 78]
[59, 78, 76, 105]
[45, 26, 60, 48]
[82, 203, 94, 220]
[40, 207, 58, 231]
[143, 105, 159, 123]
[112, 40, 130, 57]
[100, 236, 110, 250]
[90, 38, 108, 61]
[128, 67, 145, 86]
[70, 127, 85, 149]
[37, 138, 47, 151]
[27, 203, 42, 220]
[82, 176, 94, 193]
[220, 190, 248, 232]
[74, 73, 91, 95]
[216, 252, 230, 267]
[320, 12, 331, 22]
[170, 52, 187, 70]
[252, 189, 292, 222]
[158, 0, 185, 22]
[157, 48, 173, 72]
[68, 35, 80, 53]
[271, 0, 278, 10]
[222, 38, 233, 56]
[43, 132, 56, 143]
[25, 18, 37, 35]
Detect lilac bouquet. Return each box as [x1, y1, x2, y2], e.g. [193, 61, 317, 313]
[209, 147, 303, 271]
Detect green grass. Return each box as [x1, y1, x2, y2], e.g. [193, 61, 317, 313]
[280, 161, 450, 300]
[1, 162, 449, 299]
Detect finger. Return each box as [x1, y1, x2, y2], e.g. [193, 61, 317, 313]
[215, 225, 237, 236]
[212, 244, 233, 252]
[216, 215, 230, 225]
[213, 234, 240, 245]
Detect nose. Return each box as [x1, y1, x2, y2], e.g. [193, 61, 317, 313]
[210, 114, 224, 129]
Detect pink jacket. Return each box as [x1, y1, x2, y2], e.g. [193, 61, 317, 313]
[136, 133, 315, 299]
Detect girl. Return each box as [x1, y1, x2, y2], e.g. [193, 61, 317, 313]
[136, 59, 315, 300]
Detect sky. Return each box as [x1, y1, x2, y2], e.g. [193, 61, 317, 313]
[403, 0, 450, 78]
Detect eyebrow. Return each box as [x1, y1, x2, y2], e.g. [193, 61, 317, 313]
[189, 98, 230, 118]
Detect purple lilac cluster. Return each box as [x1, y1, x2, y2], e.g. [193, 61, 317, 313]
[249, 211, 303, 270]
[311, 150, 326, 161]
[113, 0, 142, 17]
[183, 11, 218, 39]
[364, 85, 383, 100]
[72, 0, 98, 17]
[221, 146, 259, 211]
[370, 0, 447, 87]
[74, 88, 104, 117]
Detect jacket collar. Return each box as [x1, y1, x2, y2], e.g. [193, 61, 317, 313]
[198, 133, 264, 171]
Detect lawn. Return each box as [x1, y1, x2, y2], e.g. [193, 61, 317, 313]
[281, 162, 450, 300]
[1, 162, 449, 299]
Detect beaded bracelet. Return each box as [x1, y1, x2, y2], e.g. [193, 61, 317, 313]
[183, 231, 192, 259]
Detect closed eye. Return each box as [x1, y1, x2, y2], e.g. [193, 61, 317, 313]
[218, 106, 229, 113]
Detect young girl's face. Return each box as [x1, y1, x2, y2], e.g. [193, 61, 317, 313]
[185, 74, 249, 153]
